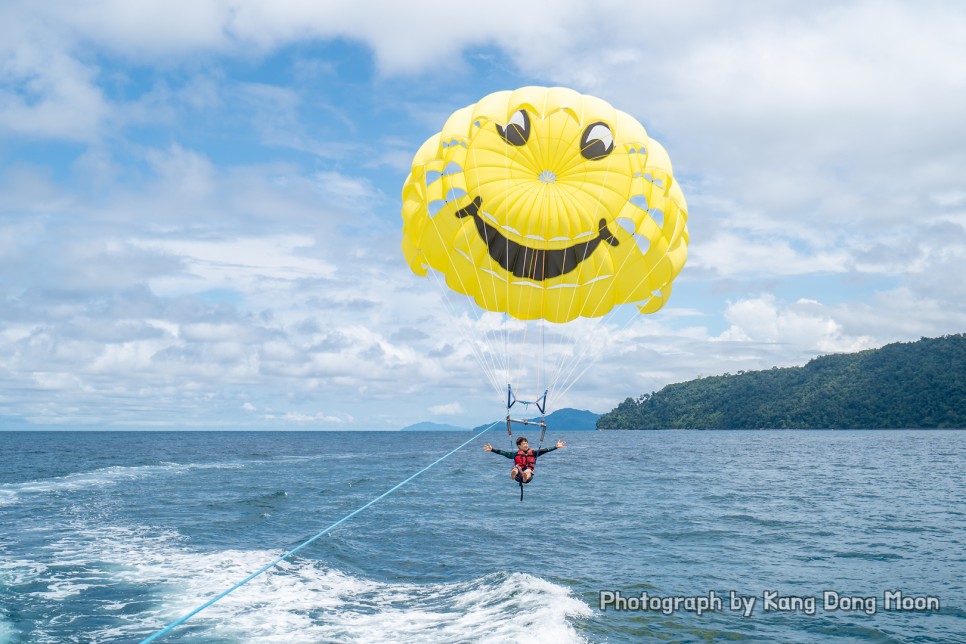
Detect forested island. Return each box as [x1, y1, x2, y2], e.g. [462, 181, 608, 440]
[597, 334, 966, 429]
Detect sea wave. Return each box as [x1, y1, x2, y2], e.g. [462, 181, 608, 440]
[0, 462, 244, 504]
[144, 563, 590, 644]
[0, 611, 18, 644]
[11, 521, 591, 643]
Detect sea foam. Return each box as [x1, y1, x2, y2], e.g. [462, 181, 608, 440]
[0, 461, 243, 504]
[13, 518, 590, 643]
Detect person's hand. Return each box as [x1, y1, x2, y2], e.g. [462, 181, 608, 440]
[556, 440, 567, 448]
[483, 444, 493, 451]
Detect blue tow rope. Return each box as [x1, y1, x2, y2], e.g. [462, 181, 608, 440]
[141, 422, 499, 642]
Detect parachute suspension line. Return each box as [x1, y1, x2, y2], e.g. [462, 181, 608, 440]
[551, 289, 627, 400]
[141, 422, 502, 643]
[557, 278, 630, 398]
[538, 317, 545, 409]
[537, 320, 549, 456]
[536, 156, 551, 402]
[474, 139, 512, 390]
[551, 171, 683, 403]
[515, 314, 531, 399]
[504, 360, 520, 456]
[548, 286, 624, 403]
[550, 130, 676, 404]
[502, 117, 514, 396]
[461, 124, 524, 391]
[419, 203, 500, 394]
[551, 271, 654, 402]
[419, 140, 503, 396]
[539, 147, 616, 405]
[460, 138, 509, 395]
[503, 310, 510, 387]
[425, 266, 502, 399]
[551, 302, 639, 403]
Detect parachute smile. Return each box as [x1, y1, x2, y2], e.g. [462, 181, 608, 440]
[455, 196, 619, 281]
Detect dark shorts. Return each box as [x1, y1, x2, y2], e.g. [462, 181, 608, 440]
[514, 471, 534, 484]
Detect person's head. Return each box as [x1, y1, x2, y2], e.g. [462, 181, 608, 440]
[516, 437, 529, 449]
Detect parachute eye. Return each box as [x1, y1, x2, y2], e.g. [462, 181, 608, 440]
[497, 110, 530, 146]
[580, 122, 614, 160]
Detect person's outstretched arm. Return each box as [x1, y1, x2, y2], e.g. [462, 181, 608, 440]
[535, 440, 567, 457]
[483, 444, 515, 458]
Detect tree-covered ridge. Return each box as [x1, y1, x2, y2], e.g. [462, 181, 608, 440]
[597, 334, 966, 429]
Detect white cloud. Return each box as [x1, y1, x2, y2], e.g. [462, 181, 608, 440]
[144, 145, 216, 198]
[429, 402, 464, 416]
[135, 235, 337, 295]
[718, 294, 874, 354]
[693, 232, 849, 277]
[277, 411, 347, 424]
[0, 42, 109, 140]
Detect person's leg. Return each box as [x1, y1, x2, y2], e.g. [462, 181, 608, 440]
[511, 467, 521, 480]
[522, 468, 533, 483]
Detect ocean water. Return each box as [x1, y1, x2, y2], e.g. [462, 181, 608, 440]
[1, 429, 964, 643]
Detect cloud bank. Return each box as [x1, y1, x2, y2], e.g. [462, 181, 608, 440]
[2, 1, 964, 427]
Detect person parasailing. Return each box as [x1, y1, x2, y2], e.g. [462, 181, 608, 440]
[484, 436, 565, 483]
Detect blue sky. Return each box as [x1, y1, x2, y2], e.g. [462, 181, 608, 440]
[2, 1, 965, 430]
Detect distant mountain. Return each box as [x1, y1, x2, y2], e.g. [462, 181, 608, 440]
[472, 407, 600, 432]
[400, 421, 469, 432]
[597, 333, 966, 429]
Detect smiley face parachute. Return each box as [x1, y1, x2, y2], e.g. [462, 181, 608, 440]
[401, 87, 688, 440]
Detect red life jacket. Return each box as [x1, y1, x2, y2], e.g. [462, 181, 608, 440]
[514, 449, 536, 471]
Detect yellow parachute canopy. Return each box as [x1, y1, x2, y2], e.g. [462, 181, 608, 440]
[401, 86, 688, 323]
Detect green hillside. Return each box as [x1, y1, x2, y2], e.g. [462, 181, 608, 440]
[597, 334, 966, 429]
